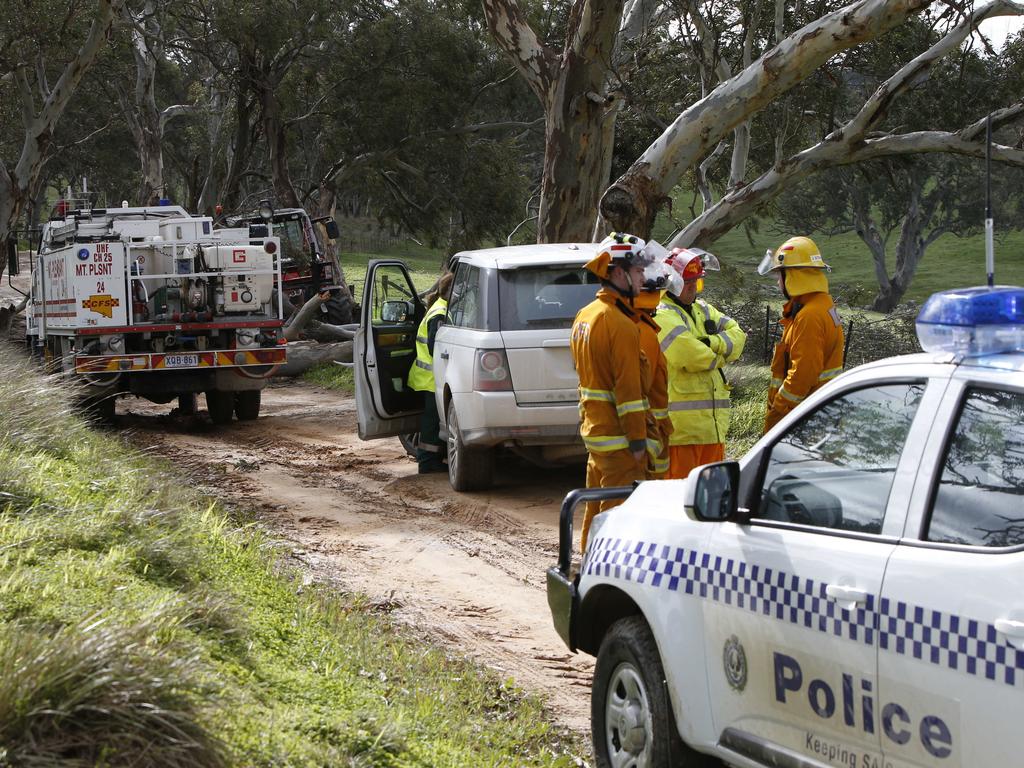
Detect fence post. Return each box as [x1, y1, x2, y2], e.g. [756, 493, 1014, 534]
[843, 318, 855, 368]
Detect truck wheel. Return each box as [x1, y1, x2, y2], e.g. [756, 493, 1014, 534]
[234, 390, 261, 421]
[446, 402, 493, 491]
[592, 616, 704, 768]
[206, 390, 234, 425]
[321, 294, 354, 325]
[177, 393, 197, 415]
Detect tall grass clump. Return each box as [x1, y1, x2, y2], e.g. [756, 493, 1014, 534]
[0, 613, 225, 768]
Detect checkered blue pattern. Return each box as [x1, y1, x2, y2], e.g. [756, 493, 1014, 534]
[584, 537, 1024, 688]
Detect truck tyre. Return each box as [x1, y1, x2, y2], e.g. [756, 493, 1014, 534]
[321, 294, 354, 325]
[234, 390, 261, 421]
[592, 616, 707, 768]
[178, 393, 197, 415]
[85, 394, 116, 424]
[446, 402, 493, 491]
[206, 390, 234, 425]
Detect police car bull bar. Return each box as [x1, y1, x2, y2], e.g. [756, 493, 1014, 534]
[547, 484, 637, 651]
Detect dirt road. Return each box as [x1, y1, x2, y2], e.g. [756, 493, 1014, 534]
[118, 379, 594, 735]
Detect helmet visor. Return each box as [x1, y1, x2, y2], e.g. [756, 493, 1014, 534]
[641, 259, 673, 291]
[636, 239, 670, 267]
[757, 249, 775, 276]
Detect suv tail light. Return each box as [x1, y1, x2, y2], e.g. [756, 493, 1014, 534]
[473, 349, 512, 391]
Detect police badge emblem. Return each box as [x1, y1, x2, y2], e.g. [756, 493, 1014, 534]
[723, 635, 747, 692]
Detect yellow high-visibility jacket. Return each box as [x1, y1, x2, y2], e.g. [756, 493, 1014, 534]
[571, 288, 648, 455]
[765, 292, 844, 432]
[407, 298, 448, 392]
[657, 297, 747, 446]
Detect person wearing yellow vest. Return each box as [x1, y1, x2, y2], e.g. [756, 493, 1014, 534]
[571, 232, 659, 552]
[407, 272, 454, 473]
[657, 247, 747, 480]
[758, 236, 844, 433]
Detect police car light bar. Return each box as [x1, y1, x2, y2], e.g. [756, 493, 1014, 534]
[916, 286, 1024, 356]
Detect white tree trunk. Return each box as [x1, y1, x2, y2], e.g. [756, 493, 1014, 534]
[600, 0, 934, 236]
[0, 0, 124, 248]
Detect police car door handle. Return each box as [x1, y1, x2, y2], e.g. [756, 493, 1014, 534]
[440, 352, 449, 360]
[825, 584, 867, 612]
[995, 619, 1024, 649]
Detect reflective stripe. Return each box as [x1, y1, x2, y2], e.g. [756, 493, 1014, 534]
[828, 307, 842, 327]
[716, 331, 733, 357]
[717, 315, 733, 331]
[699, 301, 712, 324]
[645, 437, 662, 457]
[416, 335, 429, 344]
[415, 359, 432, 371]
[706, 357, 721, 371]
[770, 377, 783, 388]
[778, 387, 803, 404]
[583, 434, 630, 452]
[616, 399, 646, 417]
[419, 441, 442, 453]
[650, 457, 670, 473]
[668, 399, 731, 411]
[660, 325, 686, 352]
[580, 387, 615, 402]
[652, 408, 669, 420]
[819, 367, 842, 381]
[660, 303, 690, 329]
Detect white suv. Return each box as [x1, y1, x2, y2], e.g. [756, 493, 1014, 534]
[547, 285, 1024, 768]
[354, 244, 600, 490]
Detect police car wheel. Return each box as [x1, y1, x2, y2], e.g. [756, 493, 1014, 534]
[593, 616, 699, 768]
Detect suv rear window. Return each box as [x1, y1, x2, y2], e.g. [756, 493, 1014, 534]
[498, 266, 599, 330]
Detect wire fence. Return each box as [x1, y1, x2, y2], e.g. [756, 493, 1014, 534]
[716, 294, 922, 371]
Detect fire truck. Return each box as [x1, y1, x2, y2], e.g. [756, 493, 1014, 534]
[26, 203, 287, 422]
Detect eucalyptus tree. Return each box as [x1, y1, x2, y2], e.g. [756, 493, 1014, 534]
[0, 0, 126, 249]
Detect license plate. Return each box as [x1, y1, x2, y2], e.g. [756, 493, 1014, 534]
[164, 353, 199, 368]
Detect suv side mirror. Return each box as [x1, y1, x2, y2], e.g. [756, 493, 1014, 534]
[381, 300, 412, 323]
[684, 461, 740, 522]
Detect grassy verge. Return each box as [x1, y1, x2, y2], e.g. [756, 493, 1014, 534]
[302, 362, 355, 393]
[0, 344, 583, 767]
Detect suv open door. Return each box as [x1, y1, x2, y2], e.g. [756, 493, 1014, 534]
[354, 259, 426, 439]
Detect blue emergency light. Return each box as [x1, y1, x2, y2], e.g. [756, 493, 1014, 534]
[916, 286, 1024, 355]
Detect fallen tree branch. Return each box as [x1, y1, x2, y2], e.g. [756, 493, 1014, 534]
[282, 290, 331, 341]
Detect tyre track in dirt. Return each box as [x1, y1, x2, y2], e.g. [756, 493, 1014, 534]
[118, 379, 595, 734]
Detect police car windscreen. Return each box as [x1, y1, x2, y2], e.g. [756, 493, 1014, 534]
[498, 266, 598, 331]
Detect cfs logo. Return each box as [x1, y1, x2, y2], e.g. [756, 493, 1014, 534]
[81, 294, 121, 319]
[773, 652, 954, 760]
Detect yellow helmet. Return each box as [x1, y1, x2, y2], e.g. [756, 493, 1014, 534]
[757, 236, 830, 275]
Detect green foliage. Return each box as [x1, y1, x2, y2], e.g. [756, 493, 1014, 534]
[0, 344, 584, 766]
[302, 362, 355, 393]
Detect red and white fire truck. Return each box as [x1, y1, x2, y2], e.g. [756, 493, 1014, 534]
[26, 203, 287, 422]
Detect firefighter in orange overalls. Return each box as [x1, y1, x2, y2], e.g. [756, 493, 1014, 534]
[571, 232, 659, 552]
[758, 236, 845, 432]
[634, 260, 674, 479]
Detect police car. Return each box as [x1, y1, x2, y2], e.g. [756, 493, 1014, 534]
[547, 286, 1024, 768]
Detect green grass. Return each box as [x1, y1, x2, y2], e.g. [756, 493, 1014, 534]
[650, 214, 1024, 304]
[302, 362, 355, 393]
[0, 344, 584, 767]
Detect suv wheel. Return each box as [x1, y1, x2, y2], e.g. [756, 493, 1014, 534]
[446, 402, 493, 491]
[593, 616, 707, 768]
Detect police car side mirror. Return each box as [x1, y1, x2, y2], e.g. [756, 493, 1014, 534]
[683, 461, 740, 522]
